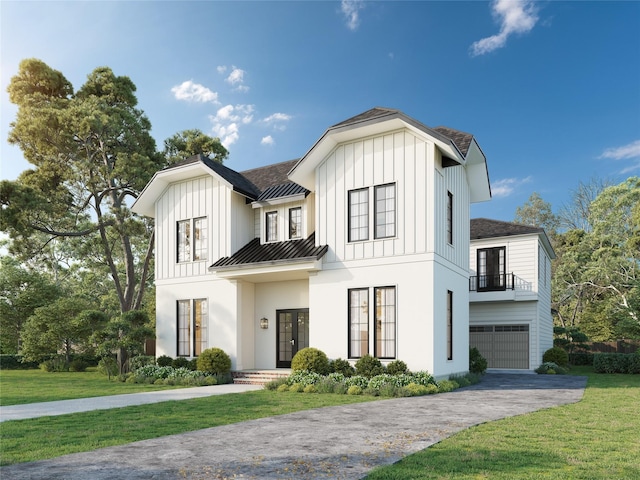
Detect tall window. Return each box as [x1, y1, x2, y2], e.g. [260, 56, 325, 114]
[446, 290, 453, 360]
[177, 299, 208, 357]
[177, 217, 207, 262]
[348, 288, 369, 358]
[447, 191, 453, 245]
[266, 211, 278, 242]
[348, 188, 369, 242]
[374, 184, 396, 239]
[177, 220, 191, 263]
[289, 207, 302, 239]
[374, 287, 396, 358]
[348, 286, 396, 359]
[477, 247, 506, 291]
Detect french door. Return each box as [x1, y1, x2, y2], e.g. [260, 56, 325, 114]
[276, 309, 309, 368]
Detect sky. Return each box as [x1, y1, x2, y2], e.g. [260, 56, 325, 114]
[1, 0, 639, 221]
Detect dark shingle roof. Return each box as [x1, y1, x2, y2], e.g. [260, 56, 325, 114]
[256, 182, 309, 202]
[331, 107, 400, 128]
[433, 127, 474, 157]
[211, 233, 328, 270]
[241, 159, 300, 192]
[471, 218, 544, 240]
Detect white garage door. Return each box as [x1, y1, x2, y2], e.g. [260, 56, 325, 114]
[470, 325, 529, 369]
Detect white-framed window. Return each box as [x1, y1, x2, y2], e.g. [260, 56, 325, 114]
[177, 298, 208, 357]
[348, 286, 396, 359]
[289, 207, 302, 239]
[177, 217, 207, 263]
[266, 211, 278, 242]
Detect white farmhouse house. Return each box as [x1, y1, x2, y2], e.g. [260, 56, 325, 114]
[133, 107, 550, 378]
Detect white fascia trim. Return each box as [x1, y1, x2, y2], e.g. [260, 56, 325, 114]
[211, 259, 323, 279]
[251, 194, 306, 209]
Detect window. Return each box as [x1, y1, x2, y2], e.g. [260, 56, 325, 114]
[446, 290, 453, 360]
[348, 288, 369, 358]
[177, 217, 207, 262]
[447, 191, 453, 245]
[477, 247, 506, 291]
[177, 299, 208, 357]
[374, 287, 396, 358]
[266, 211, 278, 242]
[177, 220, 191, 263]
[374, 184, 395, 239]
[289, 207, 302, 240]
[348, 188, 369, 242]
[348, 286, 396, 359]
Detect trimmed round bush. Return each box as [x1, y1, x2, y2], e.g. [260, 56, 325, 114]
[347, 385, 362, 395]
[291, 347, 330, 375]
[69, 359, 89, 372]
[469, 347, 488, 374]
[542, 347, 569, 367]
[386, 359, 409, 375]
[172, 357, 190, 369]
[196, 348, 232, 375]
[276, 383, 289, 392]
[156, 355, 173, 367]
[355, 354, 385, 378]
[330, 358, 355, 377]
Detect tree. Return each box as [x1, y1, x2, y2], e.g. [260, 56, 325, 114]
[20, 298, 105, 364]
[0, 256, 61, 353]
[558, 177, 613, 232]
[514, 192, 559, 237]
[163, 129, 228, 165]
[93, 310, 154, 374]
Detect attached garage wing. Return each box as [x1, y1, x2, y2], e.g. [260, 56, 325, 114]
[470, 325, 529, 369]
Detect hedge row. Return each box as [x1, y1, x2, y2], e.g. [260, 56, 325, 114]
[593, 353, 640, 374]
[0, 354, 99, 370]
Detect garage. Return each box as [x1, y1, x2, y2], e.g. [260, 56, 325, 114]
[469, 325, 529, 369]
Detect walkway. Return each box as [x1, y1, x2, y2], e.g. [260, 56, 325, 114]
[0, 374, 587, 479]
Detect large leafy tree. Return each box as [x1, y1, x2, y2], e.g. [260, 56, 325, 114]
[163, 129, 228, 165]
[514, 192, 559, 239]
[2, 59, 162, 315]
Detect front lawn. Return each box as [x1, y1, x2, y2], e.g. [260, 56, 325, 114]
[0, 369, 187, 406]
[365, 367, 640, 479]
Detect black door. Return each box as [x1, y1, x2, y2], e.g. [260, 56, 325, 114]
[276, 309, 309, 368]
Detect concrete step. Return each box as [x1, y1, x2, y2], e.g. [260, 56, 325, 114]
[231, 370, 290, 386]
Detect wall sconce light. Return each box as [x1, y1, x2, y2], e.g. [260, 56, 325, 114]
[260, 317, 269, 329]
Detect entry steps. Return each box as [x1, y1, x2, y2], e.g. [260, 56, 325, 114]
[232, 369, 291, 385]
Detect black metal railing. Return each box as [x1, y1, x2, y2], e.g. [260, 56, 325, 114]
[469, 273, 515, 292]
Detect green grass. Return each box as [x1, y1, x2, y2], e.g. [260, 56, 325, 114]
[365, 367, 640, 480]
[0, 390, 377, 466]
[0, 369, 187, 406]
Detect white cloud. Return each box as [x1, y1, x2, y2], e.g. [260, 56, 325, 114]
[599, 140, 640, 174]
[341, 0, 364, 31]
[171, 80, 219, 104]
[216, 65, 227, 74]
[491, 176, 533, 198]
[470, 0, 539, 57]
[209, 104, 255, 147]
[219, 66, 249, 93]
[262, 112, 292, 131]
[261, 136, 275, 146]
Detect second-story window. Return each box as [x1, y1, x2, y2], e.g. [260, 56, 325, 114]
[266, 211, 278, 242]
[177, 217, 207, 263]
[447, 191, 453, 245]
[289, 207, 302, 239]
[348, 188, 369, 242]
[374, 184, 395, 239]
[477, 247, 506, 291]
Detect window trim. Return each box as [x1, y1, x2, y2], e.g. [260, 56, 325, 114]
[373, 286, 396, 359]
[289, 207, 302, 240]
[477, 246, 506, 291]
[447, 191, 453, 245]
[177, 300, 191, 356]
[193, 216, 207, 261]
[374, 183, 396, 240]
[348, 288, 369, 359]
[177, 220, 191, 263]
[177, 217, 207, 263]
[348, 188, 369, 242]
[177, 298, 208, 357]
[446, 290, 453, 361]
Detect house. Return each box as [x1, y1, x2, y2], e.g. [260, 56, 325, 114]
[132, 107, 549, 379]
[469, 218, 556, 370]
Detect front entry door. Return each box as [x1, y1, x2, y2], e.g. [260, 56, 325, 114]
[276, 309, 309, 368]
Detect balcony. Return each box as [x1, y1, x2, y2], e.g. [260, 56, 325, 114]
[469, 273, 517, 302]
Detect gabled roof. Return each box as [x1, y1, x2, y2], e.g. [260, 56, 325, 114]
[241, 159, 300, 192]
[211, 233, 328, 270]
[289, 107, 491, 203]
[471, 218, 555, 259]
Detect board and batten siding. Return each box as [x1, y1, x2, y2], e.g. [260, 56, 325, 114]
[536, 241, 554, 360]
[314, 129, 469, 271]
[155, 175, 231, 281]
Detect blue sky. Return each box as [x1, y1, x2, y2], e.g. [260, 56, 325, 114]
[1, 1, 639, 221]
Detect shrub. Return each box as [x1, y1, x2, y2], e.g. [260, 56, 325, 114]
[437, 379, 458, 393]
[291, 347, 330, 375]
[0, 355, 40, 370]
[39, 357, 68, 372]
[197, 348, 232, 375]
[172, 357, 190, 369]
[329, 358, 355, 377]
[543, 347, 569, 367]
[593, 353, 637, 374]
[535, 361, 568, 374]
[378, 383, 399, 397]
[264, 377, 288, 391]
[409, 371, 436, 386]
[402, 383, 429, 396]
[69, 359, 89, 372]
[345, 375, 369, 389]
[347, 385, 362, 395]
[355, 355, 385, 378]
[303, 384, 317, 394]
[469, 347, 488, 374]
[276, 383, 289, 392]
[425, 383, 439, 394]
[156, 355, 173, 367]
[386, 360, 409, 375]
[289, 383, 304, 393]
[569, 352, 594, 366]
[287, 370, 322, 386]
[129, 355, 155, 371]
[188, 358, 199, 371]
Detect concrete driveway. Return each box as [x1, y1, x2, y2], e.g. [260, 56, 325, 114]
[0, 374, 587, 480]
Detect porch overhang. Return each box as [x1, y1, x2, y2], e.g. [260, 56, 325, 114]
[211, 258, 323, 283]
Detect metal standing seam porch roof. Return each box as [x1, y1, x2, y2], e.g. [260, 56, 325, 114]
[211, 233, 328, 271]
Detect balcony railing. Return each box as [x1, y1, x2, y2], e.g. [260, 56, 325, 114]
[469, 273, 515, 292]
